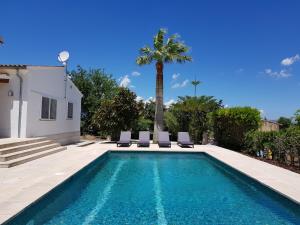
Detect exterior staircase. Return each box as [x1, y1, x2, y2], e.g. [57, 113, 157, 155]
[0, 138, 67, 168]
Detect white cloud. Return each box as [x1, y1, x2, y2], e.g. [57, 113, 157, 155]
[145, 97, 155, 103]
[172, 79, 189, 88]
[119, 75, 131, 87]
[171, 83, 180, 88]
[131, 71, 141, 76]
[181, 79, 189, 87]
[235, 68, 244, 73]
[224, 104, 229, 108]
[281, 54, 300, 66]
[259, 109, 265, 116]
[172, 73, 180, 80]
[264, 68, 291, 78]
[136, 96, 143, 101]
[165, 99, 176, 108]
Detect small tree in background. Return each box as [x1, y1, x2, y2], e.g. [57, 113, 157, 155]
[212, 107, 261, 151]
[277, 117, 292, 130]
[191, 79, 201, 96]
[91, 88, 139, 140]
[295, 109, 300, 126]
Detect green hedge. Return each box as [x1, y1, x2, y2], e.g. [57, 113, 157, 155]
[212, 107, 261, 150]
[244, 130, 278, 155]
[244, 127, 300, 167]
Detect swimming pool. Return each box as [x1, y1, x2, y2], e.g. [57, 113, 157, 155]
[4, 152, 300, 225]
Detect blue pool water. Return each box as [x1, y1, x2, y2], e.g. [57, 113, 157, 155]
[4, 152, 300, 225]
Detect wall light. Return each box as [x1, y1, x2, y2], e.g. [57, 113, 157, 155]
[8, 90, 14, 97]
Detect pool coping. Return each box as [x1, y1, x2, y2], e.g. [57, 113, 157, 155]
[0, 143, 300, 224]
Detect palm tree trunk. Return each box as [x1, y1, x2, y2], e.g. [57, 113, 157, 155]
[153, 62, 164, 143]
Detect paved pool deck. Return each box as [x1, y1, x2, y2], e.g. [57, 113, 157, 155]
[0, 142, 300, 224]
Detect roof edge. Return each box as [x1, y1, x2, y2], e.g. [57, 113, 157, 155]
[0, 64, 65, 69]
[0, 64, 27, 69]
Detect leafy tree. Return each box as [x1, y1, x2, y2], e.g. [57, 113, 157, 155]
[295, 109, 300, 126]
[212, 107, 261, 151]
[277, 117, 292, 130]
[164, 111, 180, 140]
[131, 99, 153, 138]
[136, 28, 192, 142]
[144, 100, 156, 123]
[165, 96, 222, 143]
[91, 88, 139, 140]
[70, 66, 118, 134]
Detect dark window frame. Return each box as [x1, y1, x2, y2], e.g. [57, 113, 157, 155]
[67, 102, 73, 119]
[41, 97, 57, 120]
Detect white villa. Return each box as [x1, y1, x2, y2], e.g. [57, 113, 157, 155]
[0, 64, 82, 145]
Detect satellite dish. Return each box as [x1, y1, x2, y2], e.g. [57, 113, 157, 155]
[58, 51, 69, 65]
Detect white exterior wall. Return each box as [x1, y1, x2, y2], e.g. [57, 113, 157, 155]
[0, 68, 28, 138]
[25, 66, 82, 143]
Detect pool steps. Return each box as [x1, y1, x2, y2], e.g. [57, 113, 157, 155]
[0, 138, 67, 168]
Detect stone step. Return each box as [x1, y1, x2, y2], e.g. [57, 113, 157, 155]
[0, 146, 67, 168]
[0, 140, 54, 155]
[0, 143, 60, 162]
[0, 137, 47, 150]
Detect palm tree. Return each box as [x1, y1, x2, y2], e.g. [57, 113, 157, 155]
[136, 28, 192, 142]
[191, 79, 201, 96]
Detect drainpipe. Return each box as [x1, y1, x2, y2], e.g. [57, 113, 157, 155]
[64, 63, 68, 99]
[16, 68, 23, 138]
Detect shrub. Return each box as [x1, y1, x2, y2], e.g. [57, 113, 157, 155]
[295, 110, 300, 126]
[281, 127, 300, 166]
[212, 107, 261, 150]
[164, 111, 180, 140]
[164, 96, 222, 143]
[244, 130, 279, 155]
[244, 127, 300, 167]
[277, 117, 292, 130]
[132, 117, 153, 139]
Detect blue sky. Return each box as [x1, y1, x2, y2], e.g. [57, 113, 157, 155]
[1, 0, 300, 119]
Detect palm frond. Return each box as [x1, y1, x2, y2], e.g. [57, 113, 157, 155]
[176, 55, 193, 63]
[153, 28, 166, 51]
[139, 46, 153, 55]
[136, 55, 153, 65]
[136, 28, 192, 66]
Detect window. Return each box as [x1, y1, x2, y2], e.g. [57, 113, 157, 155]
[67, 102, 73, 119]
[41, 97, 49, 119]
[41, 97, 57, 120]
